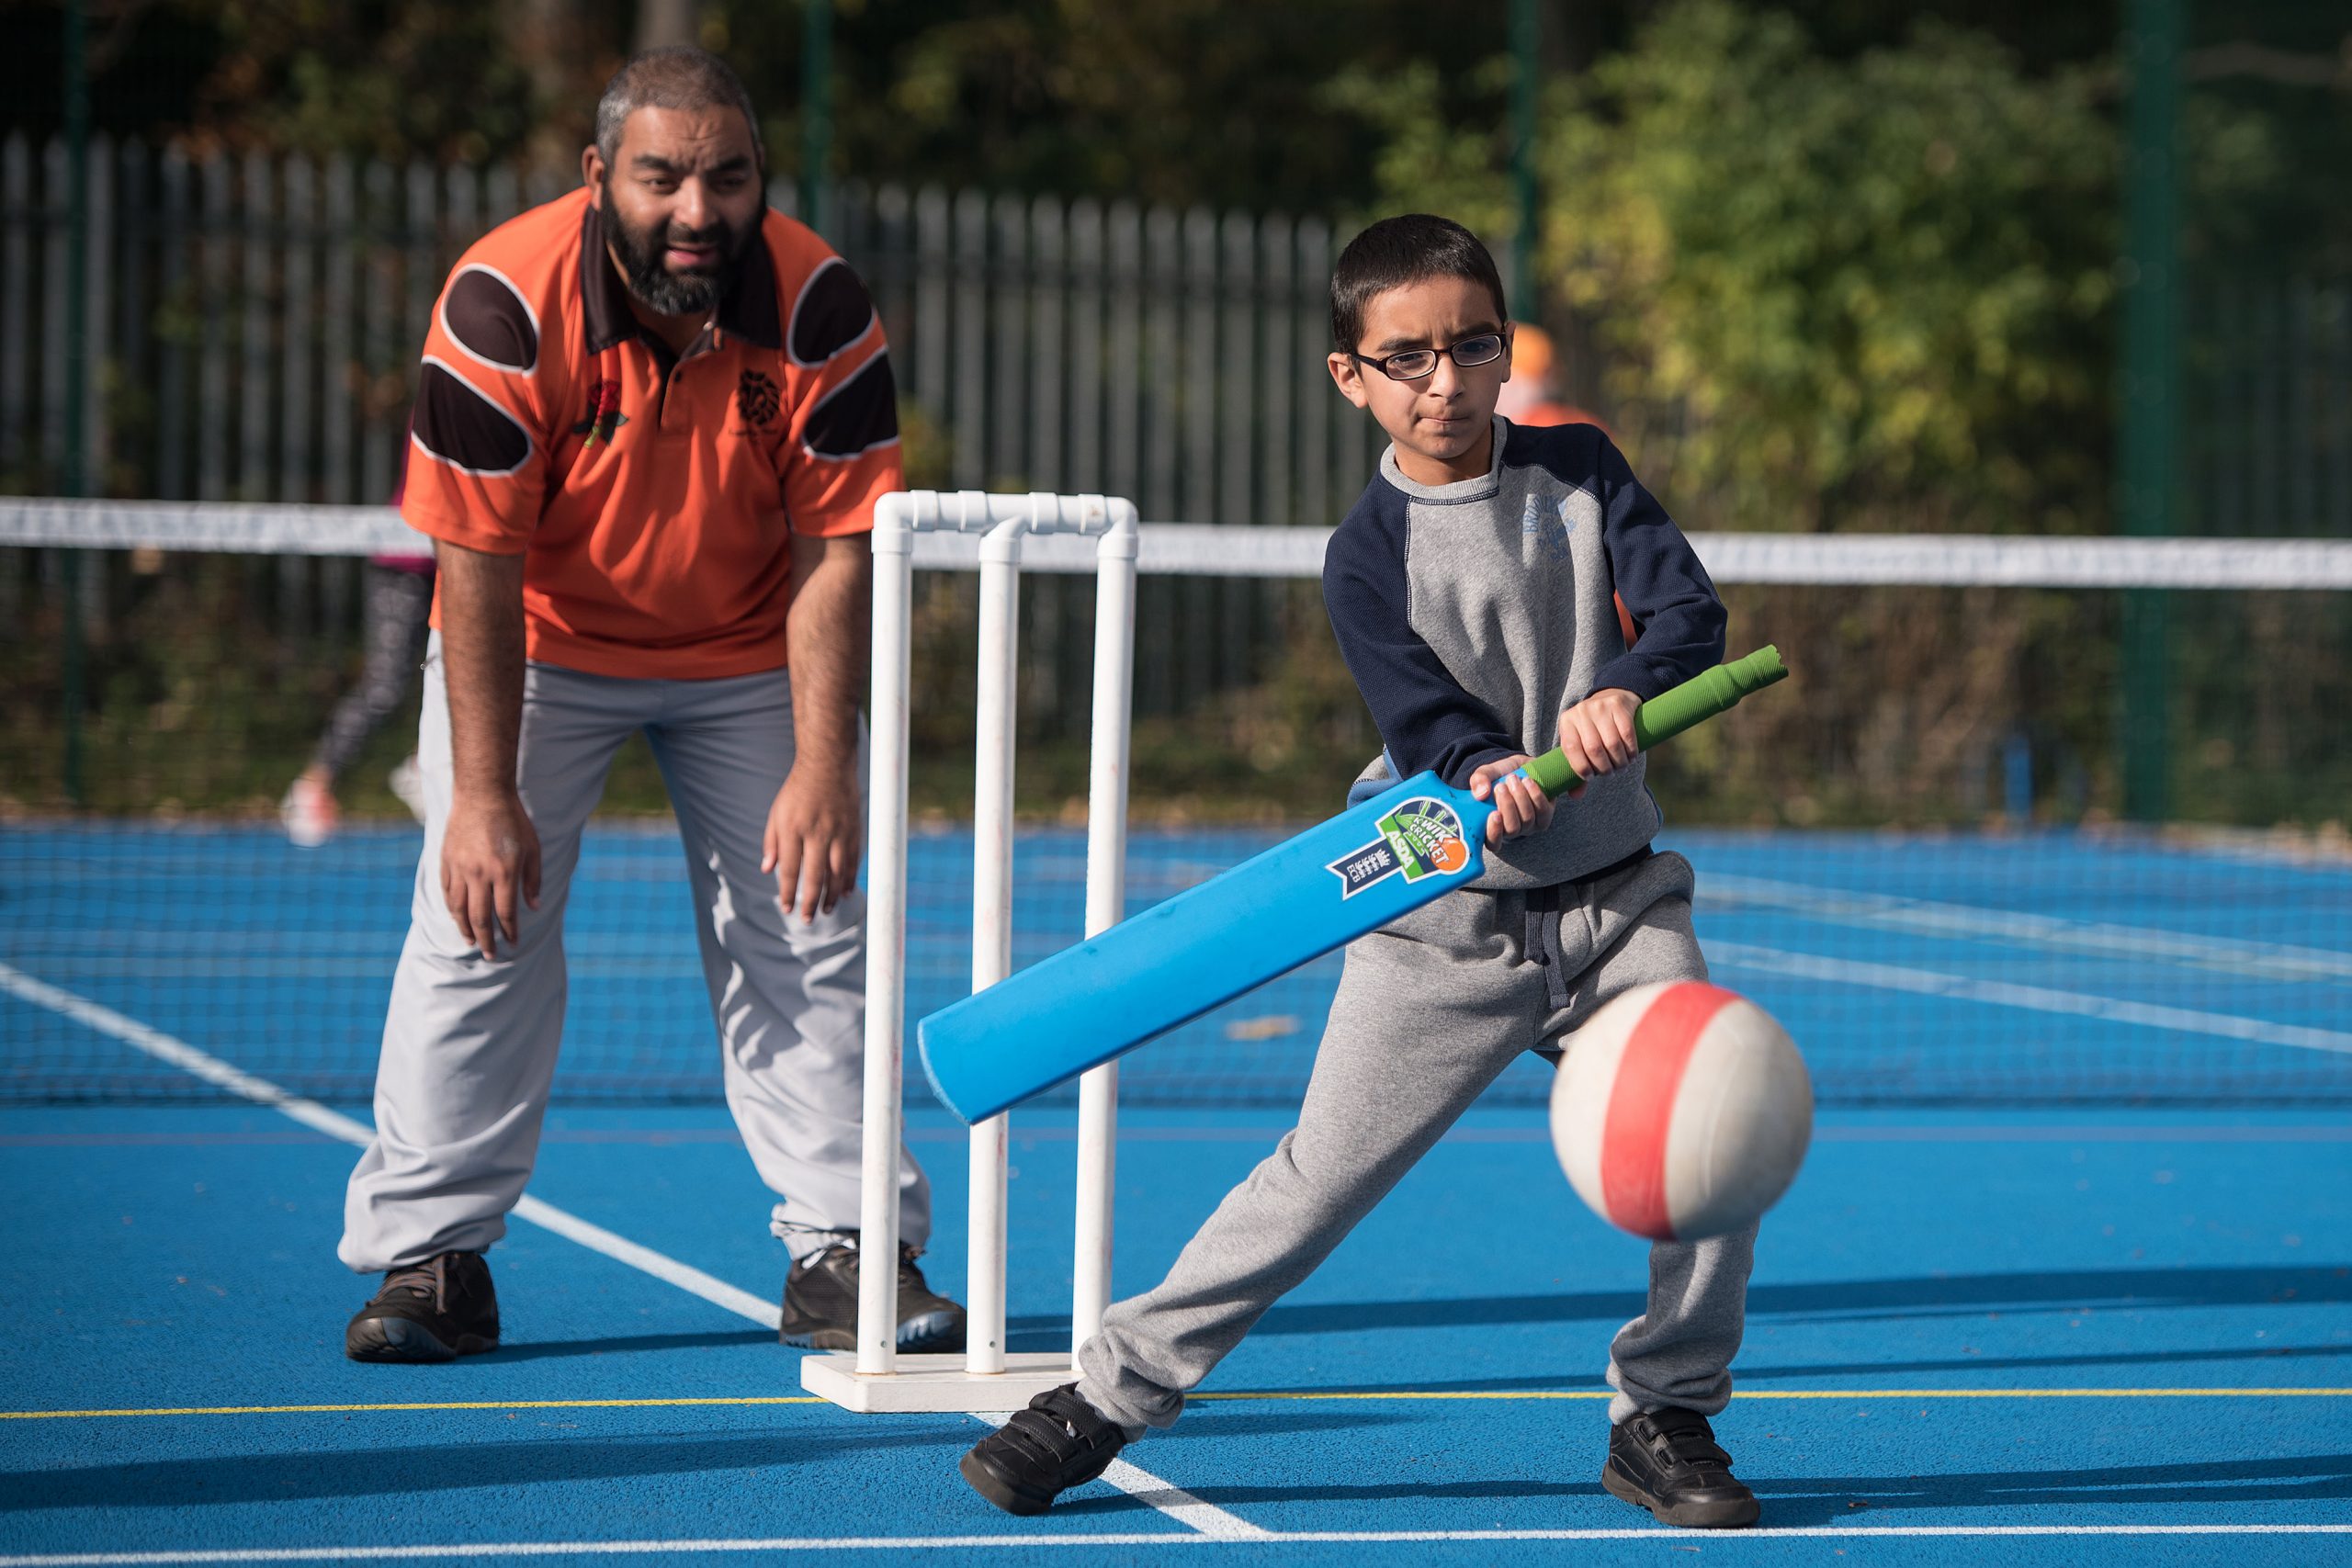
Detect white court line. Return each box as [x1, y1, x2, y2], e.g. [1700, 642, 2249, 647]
[1707, 942, 2352, 1057]
[0, 963, 775, 1326]
[5, 1524, 2351, 1562]
[971, 1414, 1270, 1540]
[0, 962, 1223, 1536]
[1102, 1459, 1275, 1538]
[1702, 874, 2352, 983]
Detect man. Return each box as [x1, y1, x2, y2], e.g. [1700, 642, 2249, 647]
[338, 47, 961, 1361]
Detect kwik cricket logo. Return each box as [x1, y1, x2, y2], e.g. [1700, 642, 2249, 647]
[1327, 796, 1471, 899]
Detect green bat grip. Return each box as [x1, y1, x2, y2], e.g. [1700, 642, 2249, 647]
[1520, 645, 1788, 799]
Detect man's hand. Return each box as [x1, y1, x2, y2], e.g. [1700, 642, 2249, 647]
[434, 537, 533, 960]
[773, 529, 871, 924]
[441, 788, 541, 960]
[1469, 755, 1555, 846]
[1555, 687, 1642, 798]
[763, 760, 863, 922]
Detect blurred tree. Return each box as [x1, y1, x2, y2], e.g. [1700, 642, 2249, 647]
[2178, 0, 2352, 275]
[1543, 3, 2128, 536]
[633, 0, 696, 53]
[705, 0, 1502, 213]
[1336, 0, 2335, 833]
[2, 1, 227, 133]
[4, 0, 1494, 209]
[175, 1, 587, 164]
[1348, 0, 2285, 540]
[4, 0, 2338, 238]
[500, 0, 615, 169]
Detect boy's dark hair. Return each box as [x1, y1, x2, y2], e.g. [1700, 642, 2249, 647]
[1329, 215, 1510, 354]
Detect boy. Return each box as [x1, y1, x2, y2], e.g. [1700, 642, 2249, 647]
[957, 215, 1761, 1529]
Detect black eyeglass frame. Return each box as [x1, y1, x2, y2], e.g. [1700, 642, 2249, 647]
[1349, 331, 1510, 383]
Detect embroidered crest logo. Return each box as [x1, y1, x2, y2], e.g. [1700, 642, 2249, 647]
[1521, 491, 1575, 563]
[572, 380, 628, 446]
[737, 369, 781, 427]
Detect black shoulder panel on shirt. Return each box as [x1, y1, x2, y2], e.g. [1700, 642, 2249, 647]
[804, 350, 899, 458]
[413, 361, 532, 476]
[788, 257, 877, 367]
[442, 265, 539, 374]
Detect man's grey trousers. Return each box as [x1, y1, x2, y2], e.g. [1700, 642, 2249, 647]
[339, 637, 931, 1273]
[1077, 849, 1756, 1434]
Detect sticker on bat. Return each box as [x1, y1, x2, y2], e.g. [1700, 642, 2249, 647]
[1326, 796, 1471, 898]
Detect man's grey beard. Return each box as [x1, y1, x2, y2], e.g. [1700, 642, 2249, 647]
[604, 186, 752, 317]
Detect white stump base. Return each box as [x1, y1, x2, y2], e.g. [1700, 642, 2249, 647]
[799, 1351, 1079, 1413]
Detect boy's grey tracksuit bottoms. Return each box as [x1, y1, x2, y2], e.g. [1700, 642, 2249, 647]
[1076, 847, 1756, 1437]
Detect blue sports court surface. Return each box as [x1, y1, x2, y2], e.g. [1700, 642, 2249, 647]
[3, 822, 2347, 1563]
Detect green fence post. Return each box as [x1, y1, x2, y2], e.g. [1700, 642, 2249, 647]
[2118, 0, 2182, 823]
[799, 0, 832, 238]
[1509, 0, 1540, 320]
[61, 0, 91, 807]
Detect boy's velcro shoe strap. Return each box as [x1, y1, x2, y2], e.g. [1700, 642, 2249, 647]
[1601, 1407, 1760, 1530]
[958, 1383, 1127, 1516]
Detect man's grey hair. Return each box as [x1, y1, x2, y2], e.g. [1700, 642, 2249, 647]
[594, 48, 763, 167]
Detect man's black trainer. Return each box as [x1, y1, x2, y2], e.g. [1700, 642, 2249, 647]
[780, 1238, 966, 1352]
[959, 1382, 1127, 1516]
[345, 1250, 499, 1362]
[1601, 1406, 1760, 1529]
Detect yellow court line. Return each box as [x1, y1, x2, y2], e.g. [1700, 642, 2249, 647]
[1, 1397, 824, 1420]
[6, 1387, 2346, 1420]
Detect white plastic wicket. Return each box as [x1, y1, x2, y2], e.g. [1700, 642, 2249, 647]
[802, 490, 1138, 1415]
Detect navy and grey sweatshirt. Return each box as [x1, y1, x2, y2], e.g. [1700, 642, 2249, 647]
[1321, 416, 1727, 890]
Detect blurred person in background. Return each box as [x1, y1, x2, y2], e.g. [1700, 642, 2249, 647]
[336, 46, 960, 1364]
[1494, 323, 1605, 433]
[282, 447, 435, 847]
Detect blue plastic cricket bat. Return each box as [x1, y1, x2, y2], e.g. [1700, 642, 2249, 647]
[918, 646, 1789, 1123]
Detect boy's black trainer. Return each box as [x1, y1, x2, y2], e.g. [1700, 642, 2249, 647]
[959, 1383, 1127, 1516]
[345, 1250, 499, 1362]
[1601, 1407, 1760, 1529]
[780, 1238, 966, 1352]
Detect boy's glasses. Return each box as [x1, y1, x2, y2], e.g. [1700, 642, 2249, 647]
[1351, 333, 1507, 382]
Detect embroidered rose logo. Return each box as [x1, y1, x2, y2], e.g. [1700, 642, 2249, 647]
[573, 379, 627, 446]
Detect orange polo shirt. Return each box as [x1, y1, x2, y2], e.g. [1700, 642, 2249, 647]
[401, 187, 902, 678]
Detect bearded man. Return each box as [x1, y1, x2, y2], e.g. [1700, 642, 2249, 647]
[336, 47, 961, 1361]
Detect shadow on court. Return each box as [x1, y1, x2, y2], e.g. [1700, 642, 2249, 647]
[1150, 1341, 2351, 1400]
[1199, 1263, 2352, 1337]
[481, 1328, 776, 1361]
[1051, 1453, 2352, 1527]
[1001, 1264, 2350, 1354]
[1736, 1341, 2352, 1381]
[1743, 1452, 2352, 1527]
[0, 1426, 948, 1510]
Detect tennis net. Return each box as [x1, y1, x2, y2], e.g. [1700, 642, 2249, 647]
[5, 500, 2349, 1106]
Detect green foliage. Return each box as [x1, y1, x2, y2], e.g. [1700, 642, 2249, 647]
[1553, 5, 2120, 533]
[177, 1, 555, 164]
[708, 0, 1507, 214]
[1328, 4, 2339, 830]
[15, 0, 2341, 831]
[1353, 2, 2128, 535]
[1318, 57, 1520, 243]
